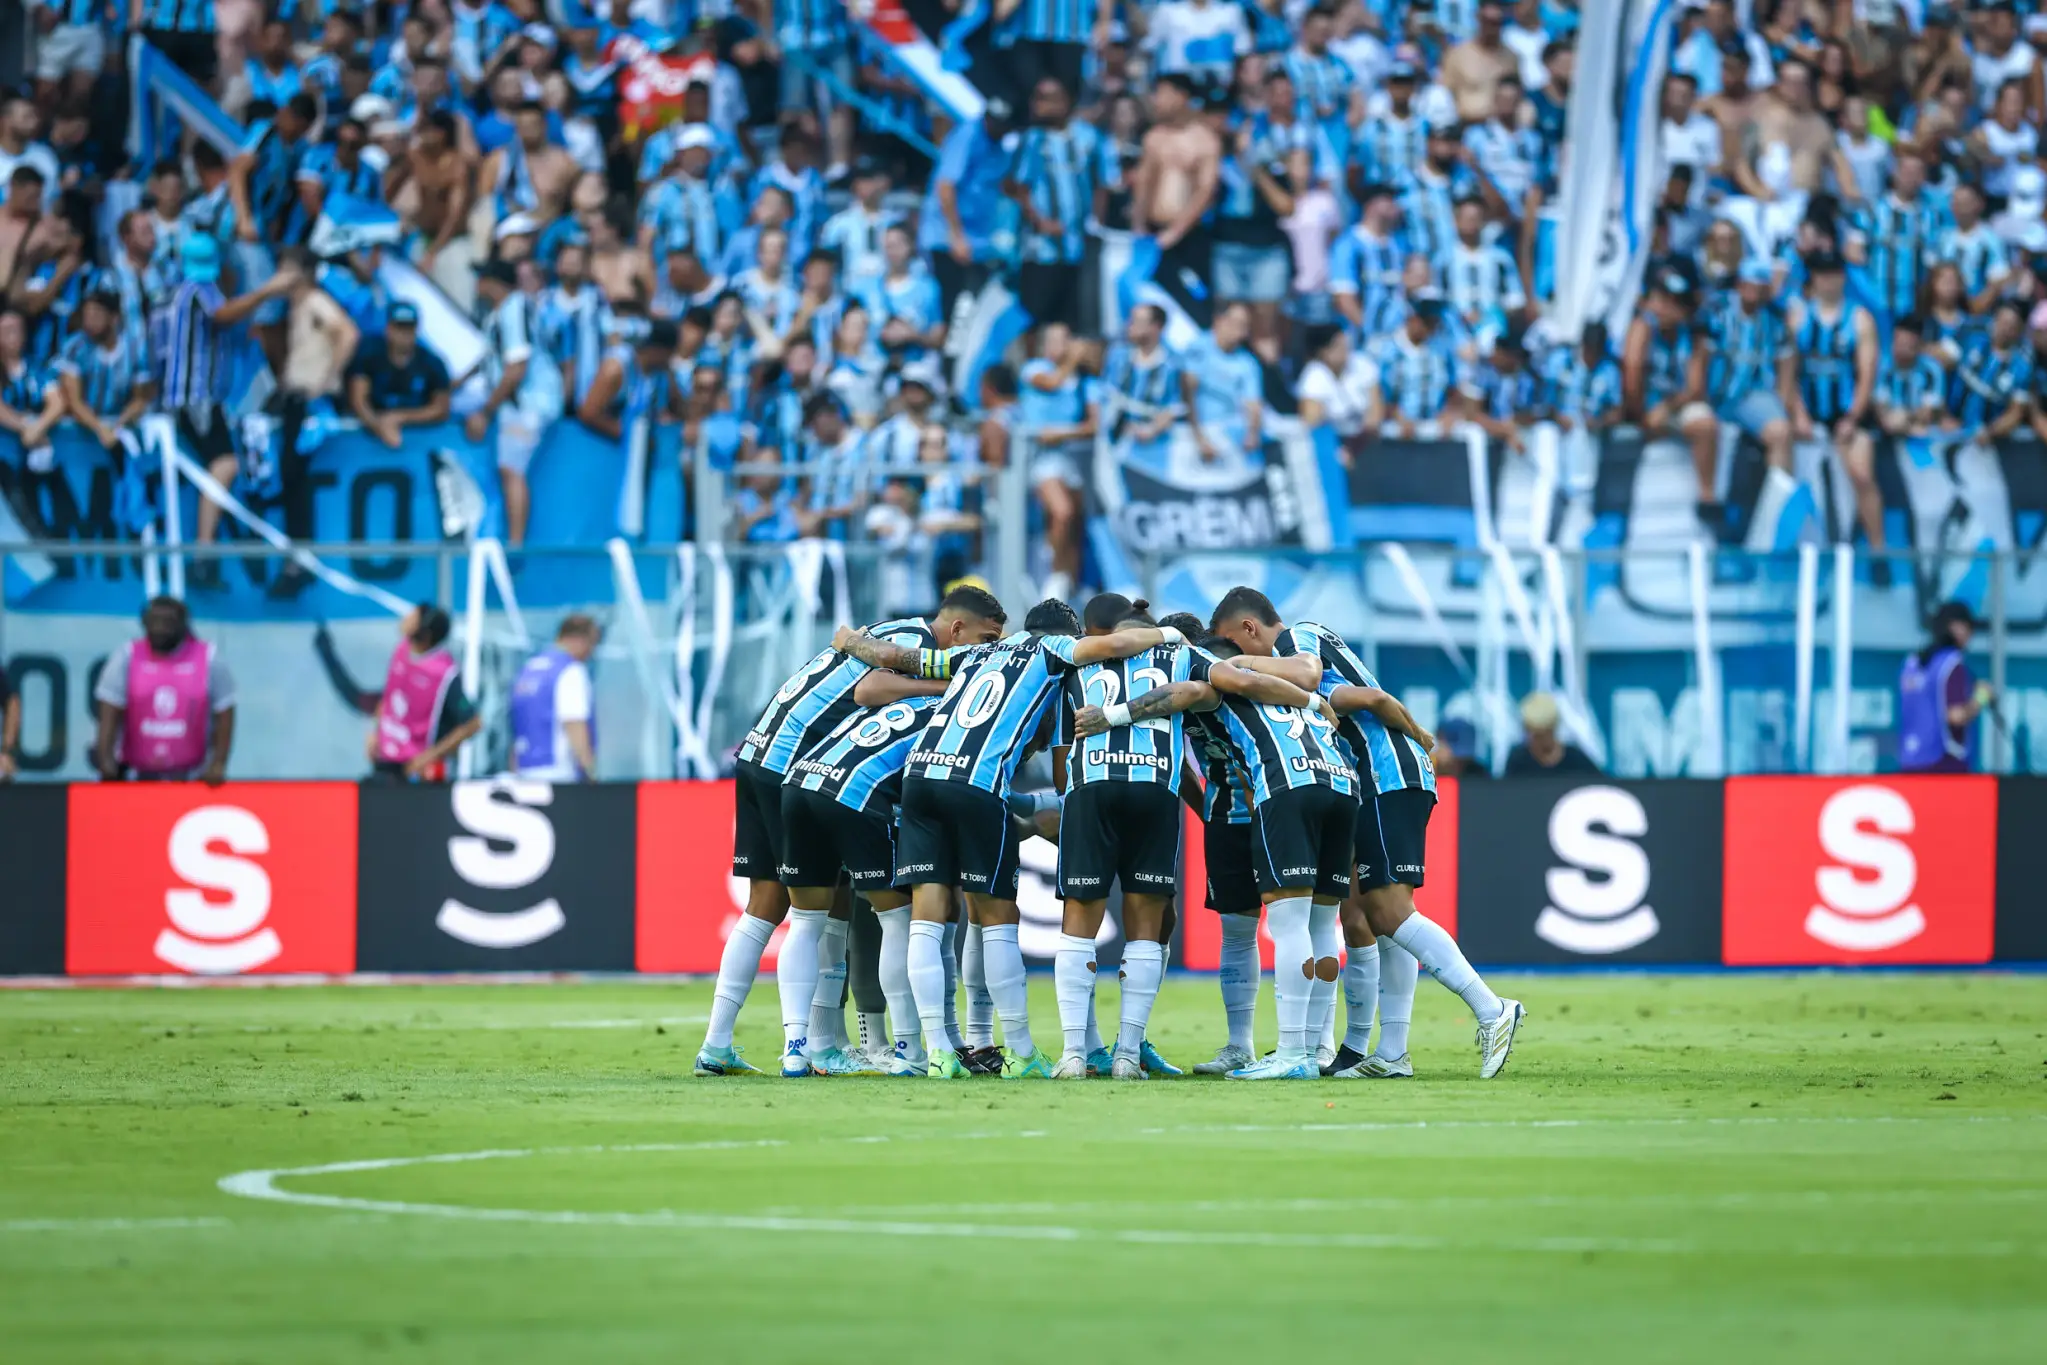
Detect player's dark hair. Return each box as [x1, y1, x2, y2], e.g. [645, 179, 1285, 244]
[557, 613, 601, 641]
[411, 605, 452, 650]
[286, 93, 319, 124]
[938, 583, 1006, 626]
[1024, 598, 1082, 637]
[1893, 313, 1924, 336]
[1082, 593, 1149, 632]
[1197, 633, 1241, 659]
[1159, 612, 1204, 637]
[192, 141, 226, 172]
[1209, 587, 1280, 632]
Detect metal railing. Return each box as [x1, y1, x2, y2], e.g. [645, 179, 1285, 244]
[4, 538, 2037, 781]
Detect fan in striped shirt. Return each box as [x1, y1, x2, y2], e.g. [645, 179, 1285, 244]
[54, 290, 150, 448]
[1442, 196, 1527, 350]
[1329, 186, 1406, 342]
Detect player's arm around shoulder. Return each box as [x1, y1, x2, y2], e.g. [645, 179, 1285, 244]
[1209, 660, 1317, 709]
[852, 670, 950, 707]
[1329, 682, 1435, 751]
[1067, 623, 1177, 665]
[1072, 680, 1218, 737]
[1229, 649, 1325, 691]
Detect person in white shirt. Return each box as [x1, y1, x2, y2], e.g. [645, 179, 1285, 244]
[1297, 324, 1381, 455]
[1148, 0, 1253, 88]
[508, 616, 602, 784]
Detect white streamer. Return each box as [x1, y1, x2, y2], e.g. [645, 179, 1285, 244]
[609, 537, 684, 779]
[152, 418, 411, 616]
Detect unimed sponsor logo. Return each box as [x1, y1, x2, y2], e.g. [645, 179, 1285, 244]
[1722, 777, 1996, 966]
[66, 784, 357, 975]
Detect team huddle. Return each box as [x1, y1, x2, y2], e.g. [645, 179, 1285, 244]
[694, 584, 1525, 1082]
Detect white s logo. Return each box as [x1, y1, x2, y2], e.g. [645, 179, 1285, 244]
[1533, 786, 1661, 954]
[1805, 785, 1925, 952]
[155, 806, 282, 974]
[436, 778, 566, 948]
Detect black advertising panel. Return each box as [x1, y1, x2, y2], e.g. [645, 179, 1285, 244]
[0, 784, 66, 973]
[355, 779, 638, 970]
[1995, 778, 2047, 963]
[1456, 778, 1724, 965]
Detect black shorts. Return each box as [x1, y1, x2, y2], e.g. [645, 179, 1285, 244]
[779, 786, 897, 891]
[174, 404, 236, 465]
[1355, 787, 1435, 892]
[1203, 816, 1260, 915]
[896, 775, 1021, 900]
[731, 760, 787, 879]
[146, 29, 219, 87]
[1252, 783, 1356, 899]
[1016, 260, 1084, 331]
[1056, 781, 1181, 900]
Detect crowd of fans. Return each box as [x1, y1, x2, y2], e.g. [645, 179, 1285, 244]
[4, 0, 2047, 602]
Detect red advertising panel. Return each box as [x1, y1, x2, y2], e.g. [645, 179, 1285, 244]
[637, 780, 754, 972]
[66, 783, 358, 976]
[1179, 778, 1458, 969]
[1722, 776, 1997, 966]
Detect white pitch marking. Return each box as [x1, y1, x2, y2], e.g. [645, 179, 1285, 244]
[215, 1118, 2047, 1261]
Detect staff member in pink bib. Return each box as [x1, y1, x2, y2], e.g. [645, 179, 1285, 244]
[92, 597, 237, 784]
[367, 605, 481, 783]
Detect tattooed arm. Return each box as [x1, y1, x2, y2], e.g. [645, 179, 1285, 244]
[1073, 680, 1219, 737]
[832, 626, 969, 679]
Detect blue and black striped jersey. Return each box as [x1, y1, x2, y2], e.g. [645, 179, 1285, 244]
[1275, 622, 1435, 796]
[1185, 704, 1253, 824]
[1184, 648, 1356, 806]
[1060, 642, 1196, 795]
[785, 694, 942, 814]
[737, 617, 935, 776]
[907, 632, 1084, 797]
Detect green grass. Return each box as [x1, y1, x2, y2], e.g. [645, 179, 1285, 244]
[2, 973, 2044, 1364]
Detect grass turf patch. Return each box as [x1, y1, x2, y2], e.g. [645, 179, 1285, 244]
[2, 972, 2043, 1363]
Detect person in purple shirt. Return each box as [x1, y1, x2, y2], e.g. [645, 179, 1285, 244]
[1898, 601, 1994, 773]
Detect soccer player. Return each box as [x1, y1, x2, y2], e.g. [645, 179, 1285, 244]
[1078, 616, 1351, 1081]
[1061, 599, 1325, 1079]
[780, 687, 949, 1076]
[1209, 587, 1527, 1079]
[879, 600, 1182, 1078]
[1157, 611, 1266, 1076]
[693, 586, 1007, 1078]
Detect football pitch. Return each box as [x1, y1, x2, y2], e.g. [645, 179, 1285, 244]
[2, 973, 2043, 1364]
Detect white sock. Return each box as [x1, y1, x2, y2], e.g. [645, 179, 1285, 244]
[807, 916, 849, 1049]
[1054, 934, 1095, 1055]
[1308, 902, 1340, 1052]
[1377, 935, 1417, 1057]
[962, 922, 995, 1047]
[1118, 940, 1164, 1054]
[1219, 913, 1259, 1052]
[1083, 987, 1104, 1055]
[1342, 938, 1380, 1052]
[1393, 913, 1503, 1023]
[704, 912, 775, 1049]
[940, 921, 964, 1050]
[979, 922, 1034, 1057]
[777, 909, 826, 1049]
[908, 920, 951, 1055]
[876, 908, 921, 1058]
[1265, 896, 1313, 1054]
